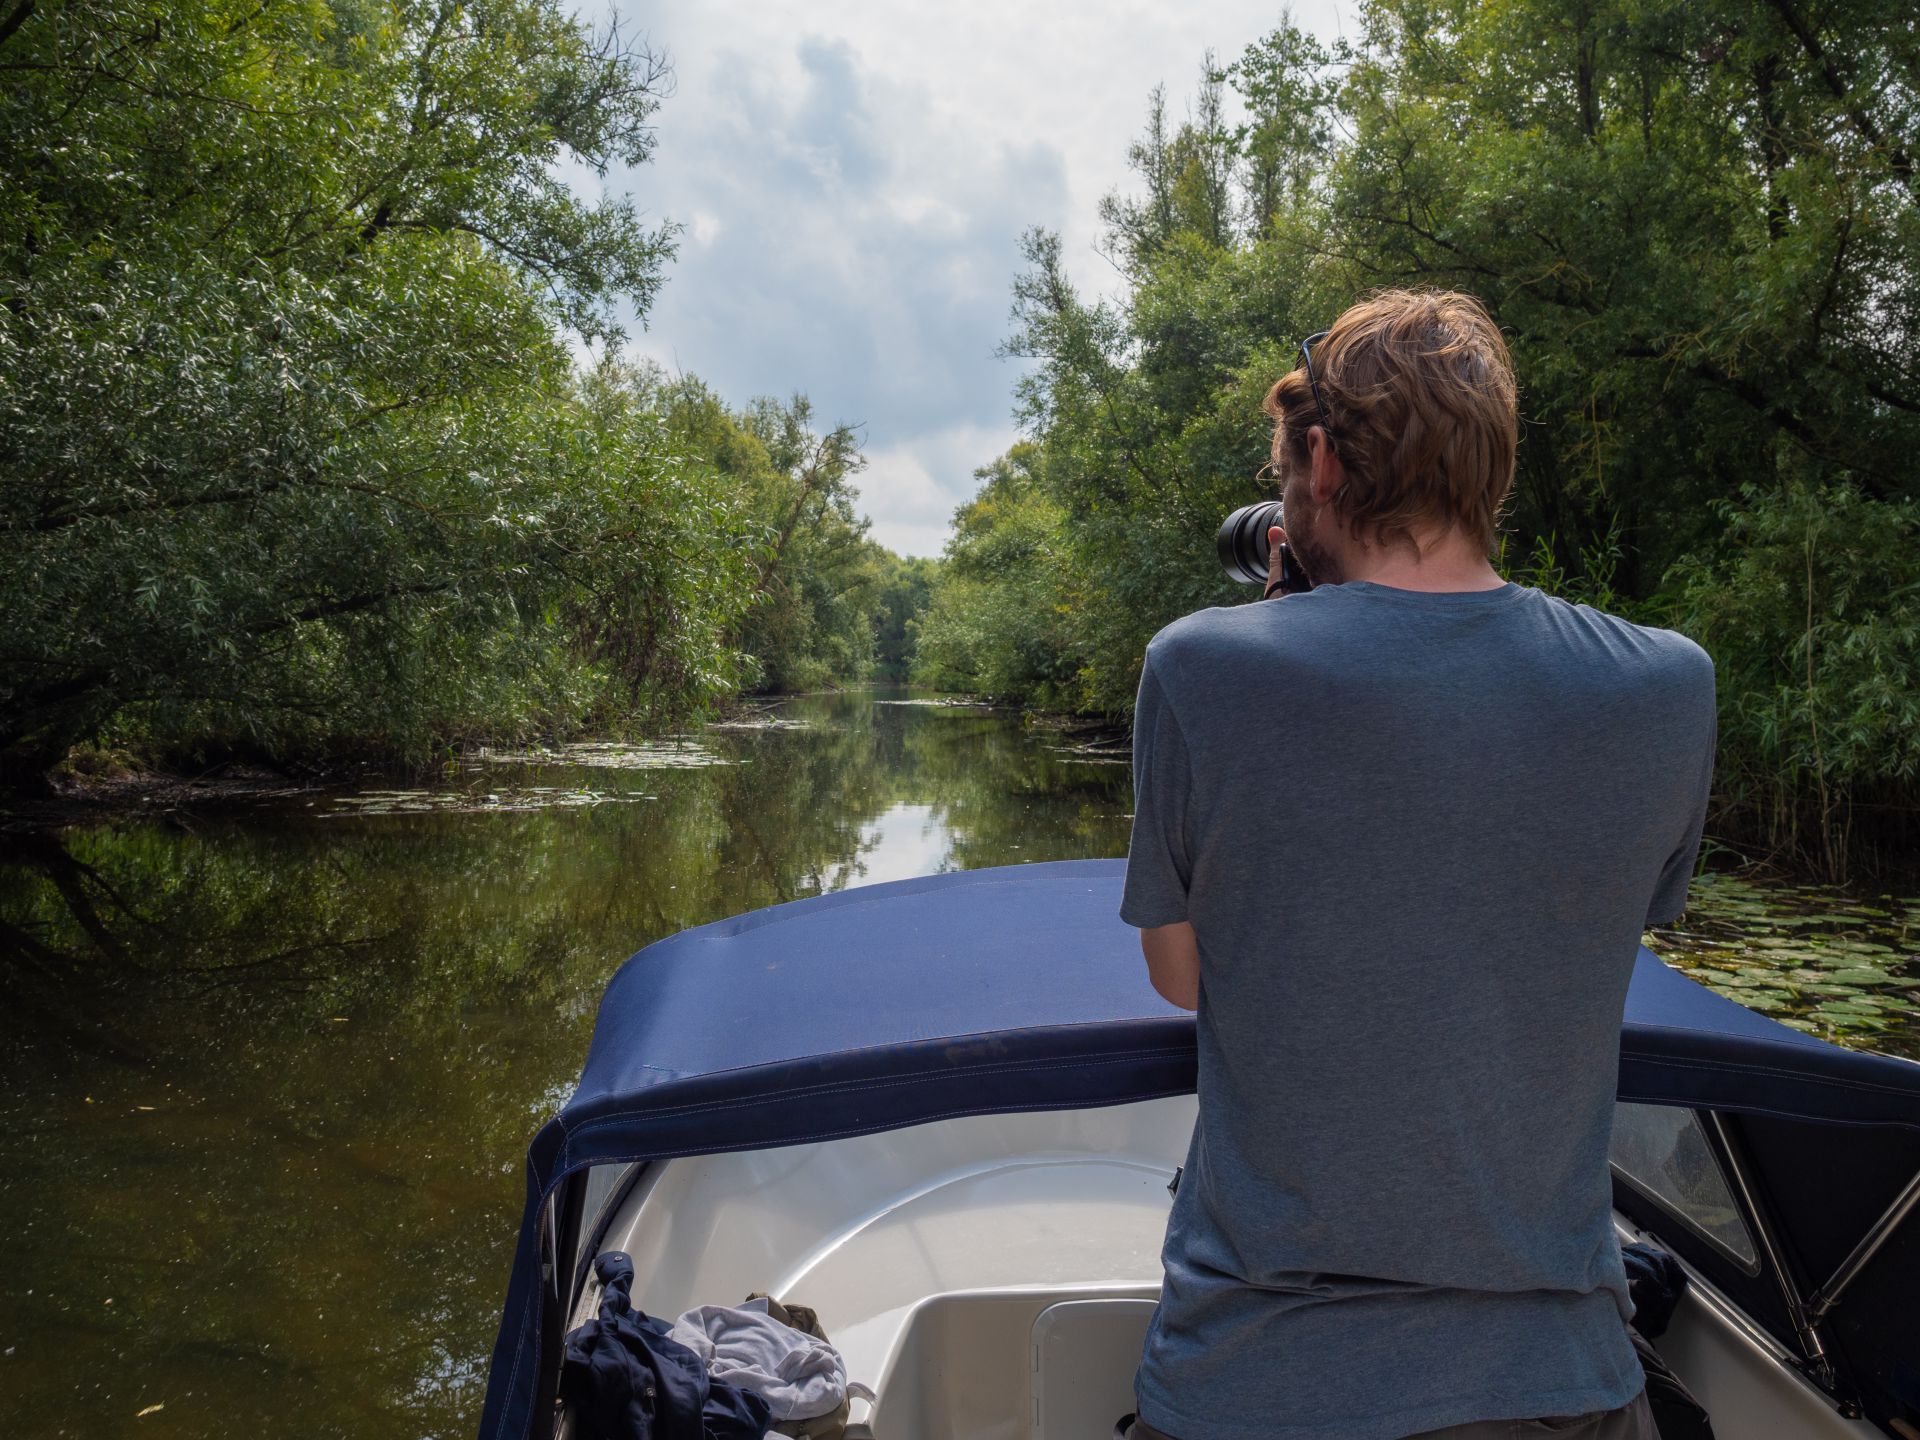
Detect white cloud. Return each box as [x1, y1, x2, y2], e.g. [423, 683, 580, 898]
[576, 0, 1352, 555]
[857, 421, 1020, 557]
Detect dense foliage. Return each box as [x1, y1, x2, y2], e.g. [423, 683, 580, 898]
[0, 0, 915, 784]
[917, 0, 1920, 873]
[642, 372, 897, 693]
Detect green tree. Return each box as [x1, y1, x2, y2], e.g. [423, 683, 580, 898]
[735, 395, 878, 690]
[643, 372, 883, 692]
[913, 445, 1089, 706]
[871, 552, 939, 680]
[1333, 0, 1920, 585]
[1661, 484, 1920, 876]
[0, 0, 731, 779]
[927, 0, 1920, 869]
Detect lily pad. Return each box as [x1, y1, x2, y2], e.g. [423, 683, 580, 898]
[323, 785, 644, 816]
[477, 740, 734, 770]
[1822, 967, 1895, 986]
[1816, 940, 1898, 958]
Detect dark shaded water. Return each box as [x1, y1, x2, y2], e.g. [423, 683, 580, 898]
[1, 686, 1915, 1437]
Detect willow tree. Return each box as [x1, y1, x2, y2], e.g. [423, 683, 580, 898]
[640, 372, 881, 693]
[0, 0, 750, 779]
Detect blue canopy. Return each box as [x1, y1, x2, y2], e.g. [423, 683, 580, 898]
[480, 859, 1920, 1440]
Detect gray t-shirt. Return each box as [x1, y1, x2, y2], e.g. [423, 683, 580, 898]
[1120, 580, 1716, 1440]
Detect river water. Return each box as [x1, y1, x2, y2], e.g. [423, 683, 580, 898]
[1, 686, 1915, 1438]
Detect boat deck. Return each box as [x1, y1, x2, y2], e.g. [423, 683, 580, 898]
[583, 1096, 1877, 1440]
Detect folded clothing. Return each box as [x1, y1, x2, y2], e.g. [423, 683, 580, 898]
[671, 1296, 849, 1422]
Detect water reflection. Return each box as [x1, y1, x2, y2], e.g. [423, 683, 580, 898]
[813, 803, 951, 890]
[0, 688, 1132, 1438]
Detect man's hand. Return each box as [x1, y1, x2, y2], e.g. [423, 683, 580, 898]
[1140, 922, 1200, 1011]
[1264, 524, 1291, 600]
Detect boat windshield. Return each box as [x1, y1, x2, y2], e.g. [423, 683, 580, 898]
[1611, 1102, 1757, 1270]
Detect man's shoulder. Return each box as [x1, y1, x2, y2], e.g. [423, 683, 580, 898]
[1142, 589, 1715, 703]
[1641, 621, 1715, 691]
[1529, 591, 1715, 689]
[1144, 592, 1342, 670]
[1143, 605, 1270, 695]
[1145, 604, 1248, 660]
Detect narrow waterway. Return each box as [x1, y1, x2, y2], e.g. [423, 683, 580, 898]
[1, 686, 1915, 1438]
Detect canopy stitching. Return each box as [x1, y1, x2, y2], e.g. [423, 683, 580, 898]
[558, 1044, 1194, 1143]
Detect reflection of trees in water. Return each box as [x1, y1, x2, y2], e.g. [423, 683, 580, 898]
[894, 710, 1134, 870]
[1, 718, 900, 1037]
[1, 828, 394, 1062]
[0, 696, 1131, 1080]
[0, 767, 901, 1434]
[739, 695, 1134, 880]
[0, 693, 1136, 1436]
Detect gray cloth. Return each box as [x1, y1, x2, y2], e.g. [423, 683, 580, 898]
[669, 1297, 848, 1422]
[1120, 581, 1715, 1440]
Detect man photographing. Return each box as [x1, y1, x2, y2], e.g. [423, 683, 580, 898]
[1119, 290, 1716, 1440]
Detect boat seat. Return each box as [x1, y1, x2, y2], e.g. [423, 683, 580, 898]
[1032, 1299, 1158, 1440]
[837, 1287, 1157, 1440]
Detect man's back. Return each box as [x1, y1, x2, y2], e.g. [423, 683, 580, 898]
[1120, 580, 1716, 1440]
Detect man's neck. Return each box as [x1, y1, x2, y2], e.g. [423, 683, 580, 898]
[1335, 527, 1506, 593]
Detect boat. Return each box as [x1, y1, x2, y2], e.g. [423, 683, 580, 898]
[479, 859, 1920, 1440]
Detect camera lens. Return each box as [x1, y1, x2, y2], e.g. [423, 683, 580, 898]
[1217, 500, 1286, 585]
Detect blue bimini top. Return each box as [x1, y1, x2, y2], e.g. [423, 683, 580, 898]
[479, 859, 1920, 1440]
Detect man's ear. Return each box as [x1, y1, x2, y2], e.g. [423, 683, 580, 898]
[1307, 427, 1344, 506]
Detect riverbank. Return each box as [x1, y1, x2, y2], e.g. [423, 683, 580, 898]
[0, 689, 871, 832]
[0, 753, 365, 833]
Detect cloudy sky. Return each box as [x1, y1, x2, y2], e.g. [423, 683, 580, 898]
[576, 1, 1350, 556]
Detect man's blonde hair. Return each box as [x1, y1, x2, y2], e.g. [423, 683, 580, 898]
[1264, 289, 1517, 555]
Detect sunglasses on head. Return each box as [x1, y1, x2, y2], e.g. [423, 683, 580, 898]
[1299, 329, 1337, 451]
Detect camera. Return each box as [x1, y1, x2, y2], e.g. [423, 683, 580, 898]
[1217, 501, 1313, 594]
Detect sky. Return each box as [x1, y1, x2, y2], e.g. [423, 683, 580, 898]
[574, 1, 1351, 556]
